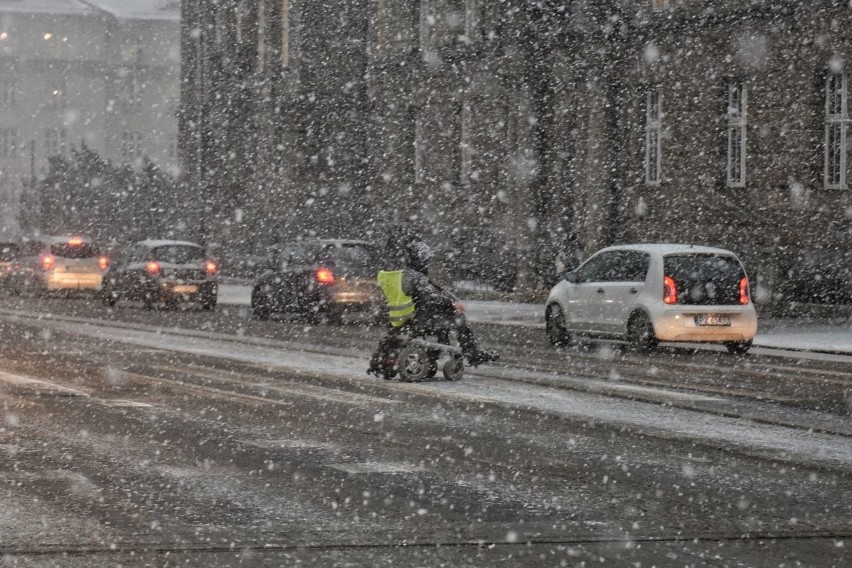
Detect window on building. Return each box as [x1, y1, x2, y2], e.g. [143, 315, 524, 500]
[420, 0, 466, 48]
[119, 74, 143, 114]
[464, 0, 477, 40]
[376, 0, 420, 52]
[414, 112, 424, 184]
[825, 71, 847, 190]
[45, 128, 66, 157]
[0, 128, 17, 157]
[419, 0, 430, 49]
[459, 102, 472, 185]
[120, 131, 144, 161]
[119, 44, 143, 64]
[0, 78, 16, 108]
[257, 0, 267, 71]
[281, 0, 289, 66]
[47, 79, 65, 109]
[726, 80, 747, 188]
[645, 89, 662, 185]
[235, 3, 244, 44]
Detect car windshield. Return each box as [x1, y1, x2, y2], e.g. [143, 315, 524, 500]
[50, 243, 100, 259]
[152, 245, 205, 264]
[0, 244, 18, 261]
[664, 253, 746, 305]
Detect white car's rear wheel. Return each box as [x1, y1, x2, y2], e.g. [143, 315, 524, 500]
[725, 340, 752, 354]
[546, 304, 571, 347]
[628, 311, 658, 351]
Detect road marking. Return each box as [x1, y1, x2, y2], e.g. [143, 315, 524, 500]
[154, 363, 397, 407]
[101, 399, 155, 408]
[118, 370, 296, 409]
[244, 438, 338, 451]
[326, 462, 425, 475]
[0, 371, 89, 397]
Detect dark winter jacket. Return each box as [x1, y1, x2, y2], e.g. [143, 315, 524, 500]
[401, 267, 455, 316]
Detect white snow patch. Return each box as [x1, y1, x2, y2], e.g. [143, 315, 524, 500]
[327, 462, 425, 475]
[0, 371, 90, 397]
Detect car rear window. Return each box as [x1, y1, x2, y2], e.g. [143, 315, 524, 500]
[664, 253, 746, 306]
[0, 244, 18, 261]
[51, 243, 100, 259]
[152, 245, 205, 264]
[324, 245, 377, 277]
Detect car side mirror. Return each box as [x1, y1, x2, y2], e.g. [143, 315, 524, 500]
[564, 271, 581, 284]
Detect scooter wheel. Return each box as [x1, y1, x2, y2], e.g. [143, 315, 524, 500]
[442, 356, 464, 381]
[398, 344, 432, 382]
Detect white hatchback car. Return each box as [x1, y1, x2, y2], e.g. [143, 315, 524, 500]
[545, 244, 758, 354]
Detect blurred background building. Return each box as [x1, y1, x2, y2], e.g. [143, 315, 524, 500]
[0, 0, 180, 240]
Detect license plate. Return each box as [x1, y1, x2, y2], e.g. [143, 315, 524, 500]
[695, 314, 731, 326]
[172, 285, 198, 294]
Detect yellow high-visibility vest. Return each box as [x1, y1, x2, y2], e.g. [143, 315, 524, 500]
[377, 270, 415, 327]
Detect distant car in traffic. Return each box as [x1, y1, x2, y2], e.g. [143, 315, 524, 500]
[0, 242, 19, 289]
[545, 244, 758, 354]
[7, 235, 109, 296]
[101, 239, 218, 310]
[251, 239, 383, 323]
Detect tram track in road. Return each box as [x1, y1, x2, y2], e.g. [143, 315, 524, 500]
[1, 305, 851, 423]
[0, 529, 850, 560]
[2, 306, 852, 448]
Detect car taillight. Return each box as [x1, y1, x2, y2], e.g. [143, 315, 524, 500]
[98, 256, 110, 271]
[205, 260, 219, 275]
[41, 254, 55, 271]
[739, 276, 750, 305]
[146, 261, 161, 275]
[663, 275, 677, 305]
[315, 267, 335, 285]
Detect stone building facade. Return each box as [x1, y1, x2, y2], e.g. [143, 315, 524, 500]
[181, 0, 852, 300]
[0, 0, 180, 240]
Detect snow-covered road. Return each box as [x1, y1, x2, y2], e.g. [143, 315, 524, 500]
[4, 308, 850, 473]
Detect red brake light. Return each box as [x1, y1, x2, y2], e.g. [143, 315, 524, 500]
[146, 261, 161, 275]
[663, 275, 677, 305]
[739, 276, 750, 305]
[41, 254, 55, 271]
[315, 267, 335, 284]
[205, 260, 219, 275]
[98, 255, 110, 271]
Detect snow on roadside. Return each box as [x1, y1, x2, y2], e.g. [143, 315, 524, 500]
[218, 285, 852, 354]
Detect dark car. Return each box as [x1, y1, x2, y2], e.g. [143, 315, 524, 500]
[0, 242, 19, 289]
[7, 235, 109, 295]
[101, 239, 218, 310]
[250, 239, 383, 323]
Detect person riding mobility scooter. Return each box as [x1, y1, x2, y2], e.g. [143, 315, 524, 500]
[367, 231, 499, 382]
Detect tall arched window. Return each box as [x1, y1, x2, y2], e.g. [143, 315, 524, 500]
[824, 71, 847, 189]
[645, 89, 662, 186]
[726, 79, 747, 188]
